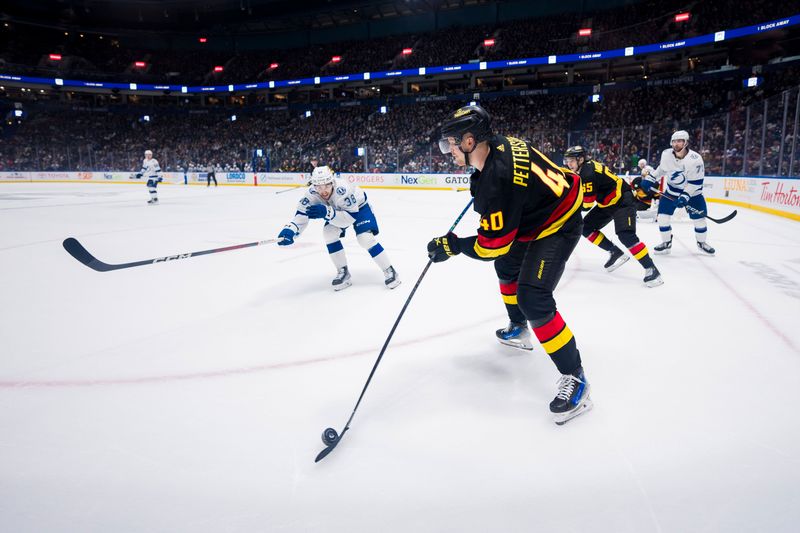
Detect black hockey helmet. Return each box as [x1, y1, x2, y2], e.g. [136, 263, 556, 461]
[437, 104, 493, 154]
[564, 145, 588, 159]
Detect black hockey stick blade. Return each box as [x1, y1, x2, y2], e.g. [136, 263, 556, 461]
[315, 427, 348, 463]
[314, 441, 338, 463]
[707, 209, 737, 224]
[63, 237, 115, 272]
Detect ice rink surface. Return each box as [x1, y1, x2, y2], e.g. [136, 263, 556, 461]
[1, 182, 799, 533]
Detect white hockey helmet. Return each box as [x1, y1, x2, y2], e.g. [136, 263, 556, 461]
[638, 158, 647, 168]
[670, 130, 690, 143]
[144, 149, 153, 156]
[310, 165, 335, 186]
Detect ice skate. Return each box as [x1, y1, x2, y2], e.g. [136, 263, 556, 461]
[603, 248, 629, 272]
[332, 266, 352, 291]
[697, 241, 715, 255]
[643, 266, 664, 288]
[383, 266, 401, 289]
[147, 198, 159, 205]
[495, 321, 534, 351]
[550, 367, 593, 425]
[653, 237, 672, 255]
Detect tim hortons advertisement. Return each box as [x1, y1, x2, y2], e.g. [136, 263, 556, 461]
[705, 176, 800, 218]
[757, 179, 800, 208]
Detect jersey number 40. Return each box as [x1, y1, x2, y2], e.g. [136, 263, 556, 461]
[531, 162, 569, 196]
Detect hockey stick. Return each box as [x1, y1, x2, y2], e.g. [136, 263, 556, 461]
[315, 198, 475, 463]
[63, 237, 278, 272]
[652, 191, 737, 224]
[275, 185, 303, 194]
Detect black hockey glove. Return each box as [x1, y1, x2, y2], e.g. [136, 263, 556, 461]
[427, 233, 461, 263]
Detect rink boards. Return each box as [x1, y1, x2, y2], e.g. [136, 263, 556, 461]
[0, 170, 798, 220]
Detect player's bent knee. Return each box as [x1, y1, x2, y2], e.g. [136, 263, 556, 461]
[616, 230, 639, 248]
[323, 224, 343, 243]
[356, 231, 378, 249]
[517, 284, 556, 323]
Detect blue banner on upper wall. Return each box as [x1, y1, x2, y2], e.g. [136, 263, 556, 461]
[1, 14, 797, 94]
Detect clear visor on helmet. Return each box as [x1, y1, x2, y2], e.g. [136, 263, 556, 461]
[438, 137, 456, 154]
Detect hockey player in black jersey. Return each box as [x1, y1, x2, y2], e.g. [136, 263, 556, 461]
[564, 146, 663, 288]
[426, 104, 591, 425]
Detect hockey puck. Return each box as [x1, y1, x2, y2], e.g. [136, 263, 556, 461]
[321, 427, 339, 446]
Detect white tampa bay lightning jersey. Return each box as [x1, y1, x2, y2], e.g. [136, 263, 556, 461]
[648, 148, 705, 198]
[288, 177, 368, 236]
[140, 158, 162, 179]
[640, 164, 655, 179]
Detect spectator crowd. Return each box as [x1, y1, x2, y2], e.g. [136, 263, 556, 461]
[2, 69, 798, 177]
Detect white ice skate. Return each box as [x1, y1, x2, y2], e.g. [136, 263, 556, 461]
[383, 266, 401, 289]
[332, 266, 352, 291]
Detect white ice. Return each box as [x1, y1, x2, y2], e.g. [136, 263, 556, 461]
[1, 182, 799, 533]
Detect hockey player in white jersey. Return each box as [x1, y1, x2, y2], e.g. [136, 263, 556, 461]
[641, 130, 715, 255]
[276, 166, 401, 290]
[136, 150, 163, 204]
[637, 158, 655, 181]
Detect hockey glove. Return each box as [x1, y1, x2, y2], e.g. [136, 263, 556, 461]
[306, 204, 334, 220]
[675, 192, 690, 208]
[639, 177, 656, 193]
[277, 227, 296, 246]
[135, 172, 143, 179]
[427, 233, 461, 263]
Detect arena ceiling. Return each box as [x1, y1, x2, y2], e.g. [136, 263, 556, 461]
[1, 0, 500, 33]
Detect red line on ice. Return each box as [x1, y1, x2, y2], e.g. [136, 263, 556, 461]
[0, 256, 582, 388]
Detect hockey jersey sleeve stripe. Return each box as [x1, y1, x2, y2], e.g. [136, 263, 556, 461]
[474, 228, 518, 258]
[534, 174, 583, 241]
